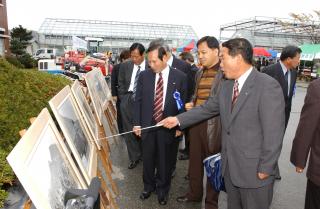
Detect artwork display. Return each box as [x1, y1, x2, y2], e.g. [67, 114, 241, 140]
[71, 80, 100, 149]
[85, 69, 106, 125]
[7, 108, 86, 209]
[49, 86, 97, 183]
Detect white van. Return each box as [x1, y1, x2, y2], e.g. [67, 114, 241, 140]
[33, 48, 63, 60]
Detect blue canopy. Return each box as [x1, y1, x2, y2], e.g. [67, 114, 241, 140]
[267, 49, 278, 58]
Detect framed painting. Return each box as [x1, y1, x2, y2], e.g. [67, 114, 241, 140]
[96, 68, 113, 103]
[85, 69, 106, 125]
[49, 86, 97, 184]
[71, 80, 100, 149]
[7, 108, 87, 209]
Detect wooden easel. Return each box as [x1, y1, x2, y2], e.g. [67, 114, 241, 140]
[96, 121, 119, 196]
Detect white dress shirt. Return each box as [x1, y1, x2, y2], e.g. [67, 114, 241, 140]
[128, 59, 146, 92]
[236, 67, 253, 93]
[280, 61, 291, 96]
[167, 55, 173, 67]
[154, 65, 170, 110]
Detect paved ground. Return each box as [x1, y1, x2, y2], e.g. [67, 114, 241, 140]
[108, 84, 310, 209]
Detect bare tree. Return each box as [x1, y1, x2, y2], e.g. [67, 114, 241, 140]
[279, 10, 320, 44]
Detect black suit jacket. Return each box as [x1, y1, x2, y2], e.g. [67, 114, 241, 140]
[118, 60, 149, 99]
[111, 63, 121, 97]
[133, 67, 188, 131]
[171, 55, 193, 101]
[264, 62, 297, 126]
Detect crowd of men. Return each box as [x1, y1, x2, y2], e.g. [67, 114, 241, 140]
[110, 36, 320, 209]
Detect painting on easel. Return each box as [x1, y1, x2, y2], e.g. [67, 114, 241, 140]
[85, 69, 106, 125]
[71, 80, 100, 149]
[7, 108, 87, 209]
[49, 86, 97, 183]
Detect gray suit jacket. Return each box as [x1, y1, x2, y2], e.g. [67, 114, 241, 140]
[177, 69, 285, 188]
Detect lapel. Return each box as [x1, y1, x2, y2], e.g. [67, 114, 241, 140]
[164, 67, 175, 110]
[228, 69, 257, 126]
[127, 61, 135, 81]
[276, 63, 288, 99]
[149, 70, 156, 100]
[289, 70, 297, 97]
[223, 79, 234, 125]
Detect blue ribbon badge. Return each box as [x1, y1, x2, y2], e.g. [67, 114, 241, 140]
[173, 90, 183, 110]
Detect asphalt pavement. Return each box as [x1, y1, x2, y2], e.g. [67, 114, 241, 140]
[108, 85, 310, 209]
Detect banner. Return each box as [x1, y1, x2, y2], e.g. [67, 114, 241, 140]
[72, 36, 87, 50]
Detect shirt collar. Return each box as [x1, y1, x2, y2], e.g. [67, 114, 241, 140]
[158, 64, 170, 77]
[236, 67, 253, 92]
[279, 61, 288, 75]
[167, 55, 173, 67]
[134, 59, 145, 70]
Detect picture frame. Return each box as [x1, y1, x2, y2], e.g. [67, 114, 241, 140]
[49, 86, 97, 184]
[71, 80, 100, 149]
[7, 108, 87, 209]
[85, 69, 106, 125]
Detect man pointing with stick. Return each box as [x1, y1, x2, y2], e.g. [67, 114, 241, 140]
[161, 38, 285, 209]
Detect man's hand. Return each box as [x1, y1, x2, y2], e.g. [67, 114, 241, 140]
[296, 167, 304, 173]
[160, 117, 179, 129]
[185, 102, 194, 111]
[257, 172, 269, 180]
[133, 126, 141, 137]
[112, 96, 117, 102]
[175, 130, 183, 137]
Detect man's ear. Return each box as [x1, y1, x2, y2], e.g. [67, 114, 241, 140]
[163, 54, 169, 62]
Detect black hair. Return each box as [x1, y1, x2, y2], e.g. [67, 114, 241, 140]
[129, 43, 145, 55]
[147, 44, 167, 61]
[119, 49, 130, 62]
[196, 36, 220, 50]
[179, 52, 194, 63]
[280, 45, 302, 61]
[222, 38, 253, 65]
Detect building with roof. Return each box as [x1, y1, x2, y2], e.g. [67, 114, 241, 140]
[36, 18, 198, 55]
[220, 16, 320, 51]
[0, 0, 10, 56]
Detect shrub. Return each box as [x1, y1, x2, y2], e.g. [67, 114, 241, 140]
[17, 53, 37, 69]
[5, 56, 24, 68]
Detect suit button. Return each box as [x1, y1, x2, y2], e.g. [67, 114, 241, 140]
[227, 131, 230, 135]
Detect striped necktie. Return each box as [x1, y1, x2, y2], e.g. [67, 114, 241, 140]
[132, 65, 141, 99]
[232, 80, 239, 110]
[153, 72, 163, 123]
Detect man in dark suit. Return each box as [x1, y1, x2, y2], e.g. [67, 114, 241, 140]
[118, 43, 148, 169]
[162, 38, 285, 209]
[264, 45, 302, 128]
[111, 49, 130, 133]
[148, 38, 192, 177]
[264, 45, 302, 179]
[290, 78, 320, 209]
[133, 43, 188, 205]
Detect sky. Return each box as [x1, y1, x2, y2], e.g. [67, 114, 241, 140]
[6, 0, 319, 38]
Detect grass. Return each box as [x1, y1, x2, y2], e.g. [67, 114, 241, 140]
[0, 57, 71, 207]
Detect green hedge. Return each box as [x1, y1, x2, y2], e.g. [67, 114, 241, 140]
[0, 57, 71, 207]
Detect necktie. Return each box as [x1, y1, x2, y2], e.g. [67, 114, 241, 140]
[132, 65, 141, 99]
[285, 71, 289, 96]
[153, 73, 164, 123]
[232, 80, 239, 110]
